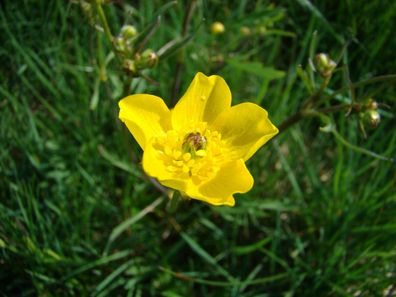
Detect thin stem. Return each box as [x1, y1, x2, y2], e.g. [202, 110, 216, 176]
[170, 0, 197, 106]
[95, 2, 134, 95]
[278, 104, 359, 133]
[316, 103, 360, 114]
[331, 129, 394, 163]
[277, 104, 393, 162]
[278, 108, 328, 132]
[167, 191, 182, 214]
[95, 1, 117, 56]
[302, 75, 330, 108]
[318, 74, 396, 106]
[103, 196, 165, 255]
[148, 177, 170, 197]
[278, 111, 304, 133]
[135, 16, 161, 54]
[123, 76, 133, 96]
[279, 74, 396, 133]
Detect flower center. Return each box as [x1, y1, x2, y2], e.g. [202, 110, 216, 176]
[152, 123, 226, 182]
[182, 132, 207, 158]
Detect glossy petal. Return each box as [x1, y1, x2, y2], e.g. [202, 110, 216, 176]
[185, 160, 253, 206]
[142, 140, 187, 192]
[118, 73, 279, 207]
[212, 103, 278, 161]
[172, 72, 231, 129]
[185, 183, 236, 206]
[119, 94, 171, 149]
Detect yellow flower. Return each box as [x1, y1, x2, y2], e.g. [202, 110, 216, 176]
[119, 73, 278, 206]
[210, 22, 225, 34]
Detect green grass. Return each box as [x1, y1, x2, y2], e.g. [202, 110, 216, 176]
[1, 0, 395, 296]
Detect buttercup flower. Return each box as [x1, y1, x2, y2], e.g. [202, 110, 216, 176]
[211, 22, 225, 34]
[119, 73, 278, 206]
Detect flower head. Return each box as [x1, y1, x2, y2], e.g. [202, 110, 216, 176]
[119, 73, 278, 206]
[210, 22, 225, 34]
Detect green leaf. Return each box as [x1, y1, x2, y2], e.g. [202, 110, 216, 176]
[227, 58, 285, 80]
[294, 0, 344, 43]
[180, 233, 235, 282]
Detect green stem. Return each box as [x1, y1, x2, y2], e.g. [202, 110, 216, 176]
[278, 106, 340, 133]
[279, 74, 396, 133]
[302, 75, 331, 108]
[317, 74, 396, 106]
[167, 191, 183, 214]
[279, 107, 394, 163]
[123, 76, 133, 96]
[95, 0, 119, 60]
[331, 129, 394, 163]
[170, 0, 197, 106]
[316, 103, 360, 114]
[95, 0, 134, 95]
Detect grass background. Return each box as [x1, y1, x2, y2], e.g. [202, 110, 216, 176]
[1, 0, 395, 296]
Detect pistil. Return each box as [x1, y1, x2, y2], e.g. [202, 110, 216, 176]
[182, 132, 207, 158]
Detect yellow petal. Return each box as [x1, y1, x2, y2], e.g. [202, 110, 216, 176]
[200, 160, 253, 199]
[185, 160, 253, 206]
[142, 139, 187, 192]
[172, 72, 231, 129]
[185, 183, 236, 206]
[119, 94, 171, 150]
[212, 102, 278, 161]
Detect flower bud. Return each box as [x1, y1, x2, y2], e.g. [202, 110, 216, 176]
[210, 54, 224, 64]
[80, 1, 94, 25]
[121, 25, 137, 39]
[240, 26, 251, 36]
[361, 109, 381, 128]
[136, 49, 158, 69]
[80, 1, 91, 14]
[123, 59, 137, 75]
[257, 26, 267, 36]
[211, 22, 225, 34]
[114, 36, 126, 53]
[315, 53, 336, 77]
[364, 98, 378, 110]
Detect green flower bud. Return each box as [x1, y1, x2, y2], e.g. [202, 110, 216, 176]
[143, 49, 158, 68]
[210, 54, 224, 64]
[315, 53, 337, 77]
[361, 109, 381, 128]
[114, 36, 126, 53]
[240, 26, 251, 36]
[135, 49, 158, 69]
[123, 59, 137, 75]
[79, 1, 94, 25]
[121, 25, 137, 39]
[257, 25, 267, 36]
[364, 98, 379, 110]
[80, 1, 91, 14]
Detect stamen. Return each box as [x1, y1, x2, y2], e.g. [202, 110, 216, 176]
[183, 152, 191, 161]
[165, 146, 172, 156]
[182, 165, 190, 173]
[173, 150, 182, 159]
[153, 125, 224, 181]
[196, 150, 206, 157]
